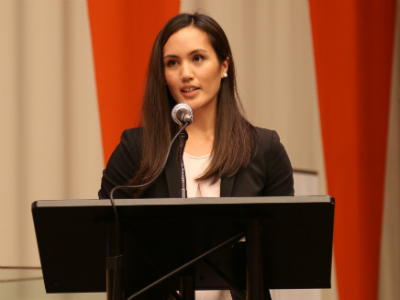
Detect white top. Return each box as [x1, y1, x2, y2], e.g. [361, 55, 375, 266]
[183, 153, 231, 300]
[183, 152, 221, 198]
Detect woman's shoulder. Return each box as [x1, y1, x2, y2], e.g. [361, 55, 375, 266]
[252, 126, 294, 196]
[120, 127, 143, 141]
[254, 126, 281, 147]
[118, 127, 143, 151]
[252, 126, 290, 163]
[98, 127, 143, 199]
[106, 127, 144, 169]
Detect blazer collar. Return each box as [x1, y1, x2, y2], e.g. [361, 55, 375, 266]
[164, 140, 235, 197]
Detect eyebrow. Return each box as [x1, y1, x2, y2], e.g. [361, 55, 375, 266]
[163, 49, 207, 59]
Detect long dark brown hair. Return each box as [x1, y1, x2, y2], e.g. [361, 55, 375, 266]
[129, 13, 258, 195]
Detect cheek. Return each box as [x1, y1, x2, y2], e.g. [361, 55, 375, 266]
[199, 66, 221, 93]
[165, 74, 179, 89]
[201, 71, 222, 92]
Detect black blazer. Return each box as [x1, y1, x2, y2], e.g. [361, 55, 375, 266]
[99, 127, 294, 199]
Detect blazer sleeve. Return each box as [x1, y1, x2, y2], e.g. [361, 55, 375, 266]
[262, 130, 294, 196]
[98, 128, 142, 199]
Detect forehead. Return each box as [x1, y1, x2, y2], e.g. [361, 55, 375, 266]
[163, 26, 213, 55]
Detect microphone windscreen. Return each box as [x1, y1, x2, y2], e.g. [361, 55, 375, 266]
[171, 103, 193, 125]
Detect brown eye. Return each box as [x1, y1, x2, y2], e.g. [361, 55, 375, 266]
[167, 60, 178, 67]
[193, 55, 204, 62]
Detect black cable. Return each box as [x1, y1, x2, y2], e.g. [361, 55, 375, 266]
[108, 123, 189, 300]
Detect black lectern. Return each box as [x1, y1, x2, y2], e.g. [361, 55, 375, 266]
[32, 196, 334, 300]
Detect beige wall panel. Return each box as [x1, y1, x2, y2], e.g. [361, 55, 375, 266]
[181, 1, 336, 300]
[0, 0, 102, 269]
[0, 0, 22, 267]
[379, 5, 400, 300]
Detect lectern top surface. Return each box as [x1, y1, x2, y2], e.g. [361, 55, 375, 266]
[33, 195, 333, 208]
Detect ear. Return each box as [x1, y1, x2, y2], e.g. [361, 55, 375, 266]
[221, 57, 230, 77]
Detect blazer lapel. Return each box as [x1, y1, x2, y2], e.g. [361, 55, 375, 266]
[220, 175, 235, 197]
[164, 139, 181, 198]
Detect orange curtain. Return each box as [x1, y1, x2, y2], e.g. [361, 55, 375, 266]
[308, 1, 396, 299]
[87, 0, 180, 165]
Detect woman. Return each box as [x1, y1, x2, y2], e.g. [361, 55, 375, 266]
[99, 12, 294, 300]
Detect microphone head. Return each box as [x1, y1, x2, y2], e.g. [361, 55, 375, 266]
[171, 103, 193, 125]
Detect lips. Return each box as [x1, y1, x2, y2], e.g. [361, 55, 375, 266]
[181, 86, 200, 97]
[181, 87, 199, 92]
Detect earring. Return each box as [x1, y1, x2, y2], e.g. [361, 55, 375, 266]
[224, 72, 228, 78]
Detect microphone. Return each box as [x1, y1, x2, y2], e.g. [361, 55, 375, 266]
[171, 103, 193, 125]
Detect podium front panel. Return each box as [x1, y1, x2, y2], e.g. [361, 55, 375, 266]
[32, 196, 334, 294]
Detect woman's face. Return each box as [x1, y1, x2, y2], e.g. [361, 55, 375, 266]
[163, 26, 228, 115]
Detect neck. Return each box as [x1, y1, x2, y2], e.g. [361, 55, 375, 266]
[186, 110, 215, 137]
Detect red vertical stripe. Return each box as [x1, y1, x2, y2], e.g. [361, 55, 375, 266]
[308, 1, 396, 300]
[87, 0, 180, 165]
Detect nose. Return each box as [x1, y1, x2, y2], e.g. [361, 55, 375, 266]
[180, 61, 193, 81]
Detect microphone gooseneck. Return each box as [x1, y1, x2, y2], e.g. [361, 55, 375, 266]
[178, 130, 188, 198]
[171, 103, 193, 125]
